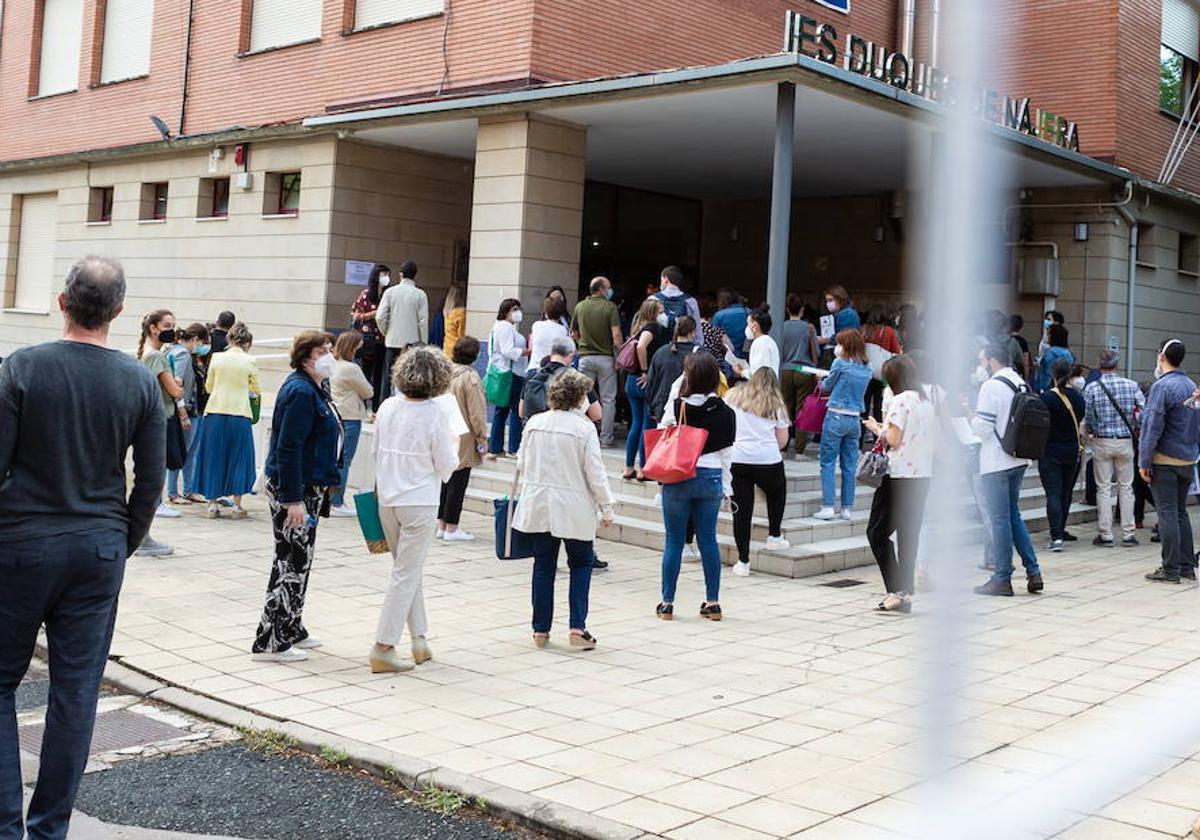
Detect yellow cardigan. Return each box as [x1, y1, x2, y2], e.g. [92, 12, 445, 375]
[204, 347, 261, 418]
[443, 307, 466, 356]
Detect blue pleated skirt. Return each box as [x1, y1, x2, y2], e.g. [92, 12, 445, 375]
[191, 413, 256, 498]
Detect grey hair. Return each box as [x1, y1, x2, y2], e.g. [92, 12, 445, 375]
[63, 256, 125, 329]
[549, 336, 577, 358]
[392, 345, 452, 399]
[1098, 350, 1119, 370]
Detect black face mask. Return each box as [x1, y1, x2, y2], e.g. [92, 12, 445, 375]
[158, 329, 176, 344]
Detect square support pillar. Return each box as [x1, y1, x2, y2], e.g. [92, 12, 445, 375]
[465, 115, 587, 339]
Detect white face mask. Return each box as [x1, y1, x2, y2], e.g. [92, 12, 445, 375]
[313, 353, 335, 380]
[1069, 377, 1086, 391]
[826, 300, 837, 313]
[971, 364, 989, 387]
[744, 325, 756, 341]
[510, 310, 523, 324]
[1154, 361, 1164, 380]
[834, 344, 845, 359]
[656, 313, 670, 328]
[379, 274, 391, 287]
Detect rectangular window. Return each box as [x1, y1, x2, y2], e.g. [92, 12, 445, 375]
[354, 0, 442, 31]
[140, 182, 168, 220]
[37, 0, 84, 96]
[88, 186, 114, 223]
[1180, 232, 1199, 274]
[1162, 0, 1199, 115]
[263, 171, 301, 216]
[99, 0, 154, 84]
[198, 177, 230, 218]
[13, 194, 58, 312]
[249, 0, 321, 52]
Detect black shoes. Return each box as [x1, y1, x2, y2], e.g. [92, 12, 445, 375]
[1093, 536, 1115, 547]
[699, 602, 723, 621]
[656, 603, 674, 620]
[1062, 531, 1078, 542]
[591, 556, 609, 570]
[974, 579, 1014, 597]
[1145, 567, 1181, 583]
[1183, 567, 1197, 580]
[1027, 575, 1044, 594]
[1121, 536, 1139, 548]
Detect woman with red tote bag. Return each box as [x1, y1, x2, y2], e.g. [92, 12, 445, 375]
[654, 353, 737, 622]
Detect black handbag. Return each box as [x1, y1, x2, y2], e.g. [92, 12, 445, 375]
[165, 414, 188, 470]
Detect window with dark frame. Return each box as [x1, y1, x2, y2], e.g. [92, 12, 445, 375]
[140, 182, 169, 220]
[278, 172, 301, 215]
[1180, 232, 1199, 275]
[1160, 45, 1196, 116]
[198, 177, 231, 218]
[88, 186, 114, 223]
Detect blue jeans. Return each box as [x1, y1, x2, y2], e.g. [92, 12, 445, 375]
[661, 467, 723, 603]
[529, 533, 593, 632]
[981, 465, 1041, 582]
[488, 374, 525, 455]
[165, 415, 197, 498]
[625, 374, 650, 469]
[0, 529, 126, 840]
[820, 412, 861, 508]
[332, 420, 362, 507]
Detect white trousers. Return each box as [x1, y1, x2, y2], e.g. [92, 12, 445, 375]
[1092, 437, 1135, 540]
[375, 505, 437, 646]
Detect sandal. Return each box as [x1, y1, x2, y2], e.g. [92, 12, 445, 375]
[185, 493, 207, 504]
[877, 593, 912, 614]
[168, 496, 192, 505]
[655, 603, 674, 621]
[569, 631, 597, 650]
[533, 632, 549, 648]
[699, 602, 723, 621]
[622, 470, 637, 481]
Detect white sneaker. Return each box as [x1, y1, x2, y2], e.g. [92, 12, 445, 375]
[813, 507, 837, 521]
[435, 529, 445, 539]
[732, 561, 751, 577]
[135, 537, 174, 557]
[839, 509, 853, 521]
[765, 535, 790, 550]
[330, 505, 356, 518]
[251, 648, 309, 663]
[295, 637, 323, 650]
[155, 503, 181, 519]
[443, 530, 475, 542]
[682, 543, 701, 560]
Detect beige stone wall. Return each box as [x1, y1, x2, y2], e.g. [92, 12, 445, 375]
[325, 140, 475, 335]
[0, 136, 338, 390]
[465, 115, 586, 338]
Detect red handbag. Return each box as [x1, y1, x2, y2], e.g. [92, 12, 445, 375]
[794, 392, 829, 434]
[642, 404, 709, 484]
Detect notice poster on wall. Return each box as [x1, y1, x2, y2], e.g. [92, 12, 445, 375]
[819, 315, 835, 339]
[344, 260, 374, 286]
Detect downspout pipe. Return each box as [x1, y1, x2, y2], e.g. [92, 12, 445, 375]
[928, 0, 942, 67]
[1114, 197, 1137, 379]
[178, 0, 196, 136]
[899, 0, 917, 60]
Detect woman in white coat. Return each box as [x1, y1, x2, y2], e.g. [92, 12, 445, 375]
[514, 369, 615, 650]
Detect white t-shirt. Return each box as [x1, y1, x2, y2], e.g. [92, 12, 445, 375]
[883, 390, 935, 478]
[748, 335, 780, 377]
[529, 320, 569, 368]
[731, 406, 788, 465]
[374, 397, 460, 507]
[971, 367, 1032, 475]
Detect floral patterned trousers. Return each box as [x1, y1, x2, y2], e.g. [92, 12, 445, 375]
[251, 480, 326, 654]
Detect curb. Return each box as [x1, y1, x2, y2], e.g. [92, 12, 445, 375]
[89, 656, 654, 840]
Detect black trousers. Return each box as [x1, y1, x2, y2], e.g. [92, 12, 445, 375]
[1134, 471, 1155, 523]
[438, 467, 472, 525]
[866, 476, 931, 595]
[731, 461, 788, 562]
[360, 349, 386, 412]
[863, 379, 885, 423]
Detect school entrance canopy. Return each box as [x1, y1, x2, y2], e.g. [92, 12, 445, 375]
[305, 52, 1130, 334]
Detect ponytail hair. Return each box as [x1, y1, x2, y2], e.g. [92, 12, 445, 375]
[672, 315, 696, 351]
[137, 309, 173, 359]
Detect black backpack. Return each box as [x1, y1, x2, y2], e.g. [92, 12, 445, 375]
[521, 364, 561, 419]
[994, 376, 1050, 459]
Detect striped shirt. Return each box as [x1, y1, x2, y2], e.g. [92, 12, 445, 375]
[1083, 373, 1144, 438]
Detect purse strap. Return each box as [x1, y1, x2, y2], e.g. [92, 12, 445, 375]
[1097, 379, 1137, 443]
[1052, 387, 1084, 455]
[505, 467, 521, 558]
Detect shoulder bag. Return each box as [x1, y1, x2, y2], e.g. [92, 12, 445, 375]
[494, 469, 536, 560]
[856, 438, 889, 488]
[642, 403, 710, 484]
[482, 332, 514, 407]
[353, 490, 391, 555]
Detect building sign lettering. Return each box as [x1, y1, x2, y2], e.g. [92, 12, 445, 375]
[784, 10, 1081, 152]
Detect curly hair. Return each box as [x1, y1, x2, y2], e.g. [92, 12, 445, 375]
[392, 345, 452, 399]
[547, 368, 592, 411]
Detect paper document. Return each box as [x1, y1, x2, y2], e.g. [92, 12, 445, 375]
[797, 364, 828, 376]
[819, 315, 835, 339]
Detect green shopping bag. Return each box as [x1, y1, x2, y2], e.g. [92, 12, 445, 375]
[353, 491, 390, 555]
[482, 365, 512, 407]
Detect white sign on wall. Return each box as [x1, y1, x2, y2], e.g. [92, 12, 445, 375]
[344, 259, 374, 286]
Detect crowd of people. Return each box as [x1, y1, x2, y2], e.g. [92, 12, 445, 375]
[3, 254, 1200, 839]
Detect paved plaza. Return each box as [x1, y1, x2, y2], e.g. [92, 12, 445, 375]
[114, 500, 1200, 840]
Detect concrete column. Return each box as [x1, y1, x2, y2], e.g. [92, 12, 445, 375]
[465, 115, 586, 339]
[766, 84, 795, 338]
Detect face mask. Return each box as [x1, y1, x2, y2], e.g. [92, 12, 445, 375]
[656, 313, 670, 328]
[379, 275, 391, 287]
[510, 310, 523, 324]
[834, 345, 845, 359]
[1154, 362, 1164, 380]
[158, 329, 176, 344]
[1070, 377, 1086, 391]
[826, 301, 837, 313]
[1043, 319, 1051, 331]
[313, 354, 335, 379]
[605, 288, 614, 300]
[971, 364, 989, 387]
[744, 325, 756, 341]
[195, 344, 211, 357]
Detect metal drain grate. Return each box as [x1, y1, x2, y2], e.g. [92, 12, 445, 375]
[19, 709, 189, 756]
[819, 578, 868, 588]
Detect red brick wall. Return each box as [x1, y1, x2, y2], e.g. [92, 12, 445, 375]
[0, 0, 535, 163]
[529, 0, 896, 82]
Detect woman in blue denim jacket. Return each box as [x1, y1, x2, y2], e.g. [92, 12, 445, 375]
[814, 329, 872, 520]
[1035, 323, 1074, 393]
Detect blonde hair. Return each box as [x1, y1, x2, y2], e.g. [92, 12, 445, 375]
[442, 284, 464, 317]
[228, 322, 254, 350]
[724, 367, 788, 422]
[631, 298, 661, 336]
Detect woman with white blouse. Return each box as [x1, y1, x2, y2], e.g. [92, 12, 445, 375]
[514, 369, 615, 650]
[370, 347, 460, 673]
[487, 298, 532, 458]
[529, 294, 570, 368]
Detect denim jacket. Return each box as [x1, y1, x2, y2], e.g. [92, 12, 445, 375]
[820, 358, 871, 413]
[1138, 369, 1200, 470]
[264, 372, 343, 504]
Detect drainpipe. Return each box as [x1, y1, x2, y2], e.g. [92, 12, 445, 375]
[1114, 202, 1138, 379]
[928, 0, 942, 67]
[899, 0, 917, 59]
[178, 0, 196, 136]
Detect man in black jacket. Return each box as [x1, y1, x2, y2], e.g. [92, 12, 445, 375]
[646, 316, 699, 424]
[0, 256, 164, 840]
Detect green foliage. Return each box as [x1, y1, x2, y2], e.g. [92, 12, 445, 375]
[239, 728, 298, 755]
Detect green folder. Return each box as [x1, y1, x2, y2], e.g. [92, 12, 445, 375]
[353, 491, 390, 554]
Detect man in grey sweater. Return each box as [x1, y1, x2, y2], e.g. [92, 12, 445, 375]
[376, 260, 428, 401]
[0, 256, 164, 839]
